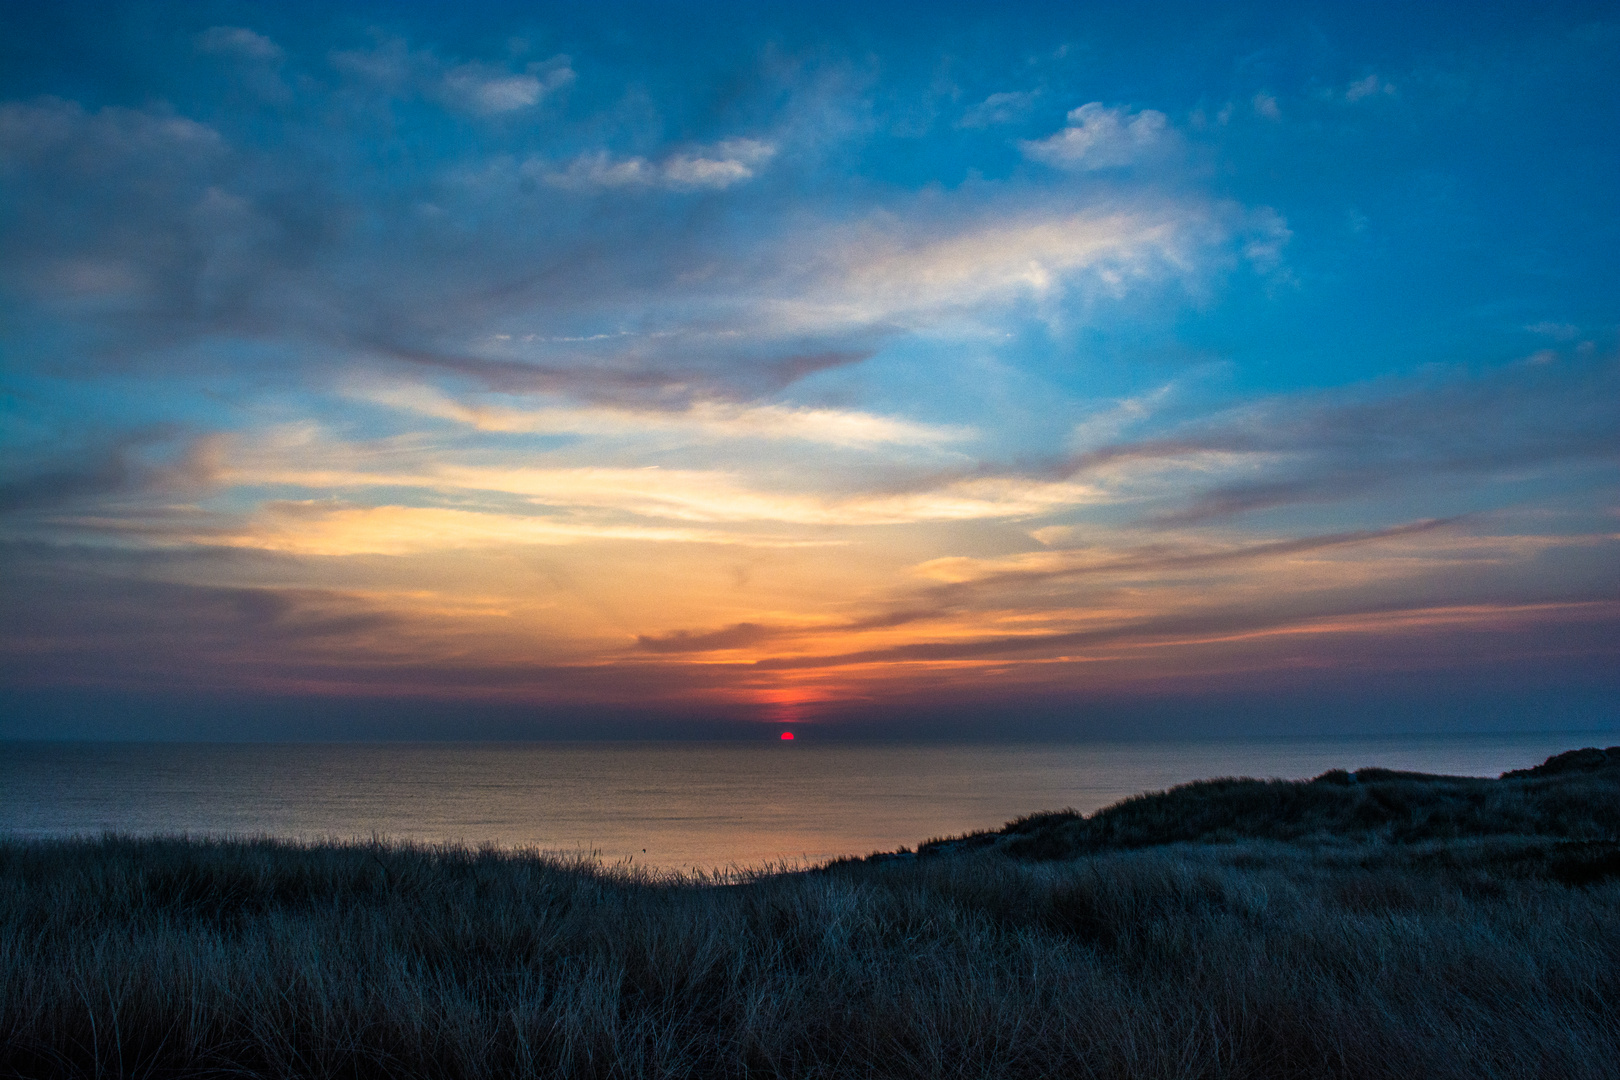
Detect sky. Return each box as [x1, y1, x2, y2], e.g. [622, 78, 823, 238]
[1, 0, 1617, 740]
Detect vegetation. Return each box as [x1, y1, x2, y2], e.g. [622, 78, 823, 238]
[2, 749, 1617, 1079]
[918, 745, 1620, 866]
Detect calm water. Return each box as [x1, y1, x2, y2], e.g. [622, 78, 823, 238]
[2, 734, 1611, 871]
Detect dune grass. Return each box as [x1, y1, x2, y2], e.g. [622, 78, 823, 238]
[919, 745, 1620, 863]
[2, 750, 1618, 1079]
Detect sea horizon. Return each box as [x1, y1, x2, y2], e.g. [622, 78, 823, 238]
[7, 730, 1612, 871]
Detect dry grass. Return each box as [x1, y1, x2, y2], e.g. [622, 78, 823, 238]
[2, 750, 1618, 1079]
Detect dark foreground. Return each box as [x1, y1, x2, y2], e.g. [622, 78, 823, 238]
[3, 749, 1618, 1080]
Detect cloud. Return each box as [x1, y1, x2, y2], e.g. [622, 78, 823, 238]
[1345, 75, 1396, 102]
[0, 448, 135, 514]
[637, 622, 780, 652]
[335, 194, 1219, 409]
[3, 8, 1616, 733]
[329, 37, 413, 88]
[195, 27, 283, 62]
[535, 138, 776, 191]
[916, 519, 1461, 589]
[958, 90, 1039, 128]
[0, 98, 222, 172]
[440, 60, 573, 114]
[388, 348, 875, 408]
[1252, 93, 1281, 120]
[746, 599, 1618, 672]
[356, 383, 969, 448]
[199, 503, 822, 555]
[764, 206, 1200, 338]
[1526, 321, 1579, 341]
[217, 454, 1108, 527]
[0, 559, 426, 694]
[0, 429, 215, 516]
[330, 37, 573, 115]
[1021, 103, 1174, 170]
[0, 76, 1225, 420]
[1144, 356, 1620, 522]
[784, 352, 1620, 529]
[0, 97, 344, 353]
[67, 348, 1603, 569]
[61, 351, 1600, 581]
[1020, 354, 1620, 524]
[0, 544, 766, 705]
[1241, 207, 1292, 274]
[1067, 384, 1174, 448]
[633, 607, 944, 655]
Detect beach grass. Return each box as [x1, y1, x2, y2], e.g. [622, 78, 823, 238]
[2, 748, 1617, 1079]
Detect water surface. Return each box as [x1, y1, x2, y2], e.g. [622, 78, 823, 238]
[2, 734, 1609, 870]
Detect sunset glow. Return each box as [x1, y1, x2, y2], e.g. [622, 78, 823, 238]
[1, 2, 1616, 739]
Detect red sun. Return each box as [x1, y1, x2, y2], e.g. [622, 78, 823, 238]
[780, 731, 794, 740]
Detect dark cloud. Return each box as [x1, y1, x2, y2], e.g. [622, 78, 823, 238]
[0, 79, 897, 415]
[627, 521, 1460, 656]
[0, 563, 402, 662]
[0, 428, 215, 516]
[633, 608, 944, 654]
[216, 588, 401, 641]
[0, 543, 750, 703]
[397, 347, 874, 406]
[1135, 356, 1620, 522]
[1127, 356, 1620, 521]
[0, 446, 134, 514]
[840, 608, 941, 631]
[637, 622, 779, 652]
[0, 97, 367, 354]
[872, 354, 1620, 524]
[750, 597, 1620, 672]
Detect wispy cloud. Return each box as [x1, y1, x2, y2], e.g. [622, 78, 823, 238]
[746, 600, 1619, 672]
[195, 26, 283, 63]
[1344, 75, 1396, 102]
[1021, 103, 1176, 170]
[759, 206, 1204, 339]
[204, 503, 830, 555]
[215, 457, 1108, 527]
[637, 622, 781, 653]
[912, 518, 1463, 588]
[958, 90, 1039, 128]
[440, 60, 574, 114]
[1137, 355, 1620, 522]
[536, 138, 776, 191]
[902, 352, 1620, 525]
[330, 37, 573, 114]
[356, 383, 970, 448]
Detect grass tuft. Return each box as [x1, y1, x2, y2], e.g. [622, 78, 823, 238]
[2, 750, 1617, 1078]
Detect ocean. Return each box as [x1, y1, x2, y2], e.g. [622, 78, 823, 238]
[2, 733, 1610, 871]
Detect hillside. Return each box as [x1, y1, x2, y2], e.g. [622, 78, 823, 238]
[912, 746, 1620, 879]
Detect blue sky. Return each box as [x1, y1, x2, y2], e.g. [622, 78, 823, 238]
[2, 1, 1616, 738]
